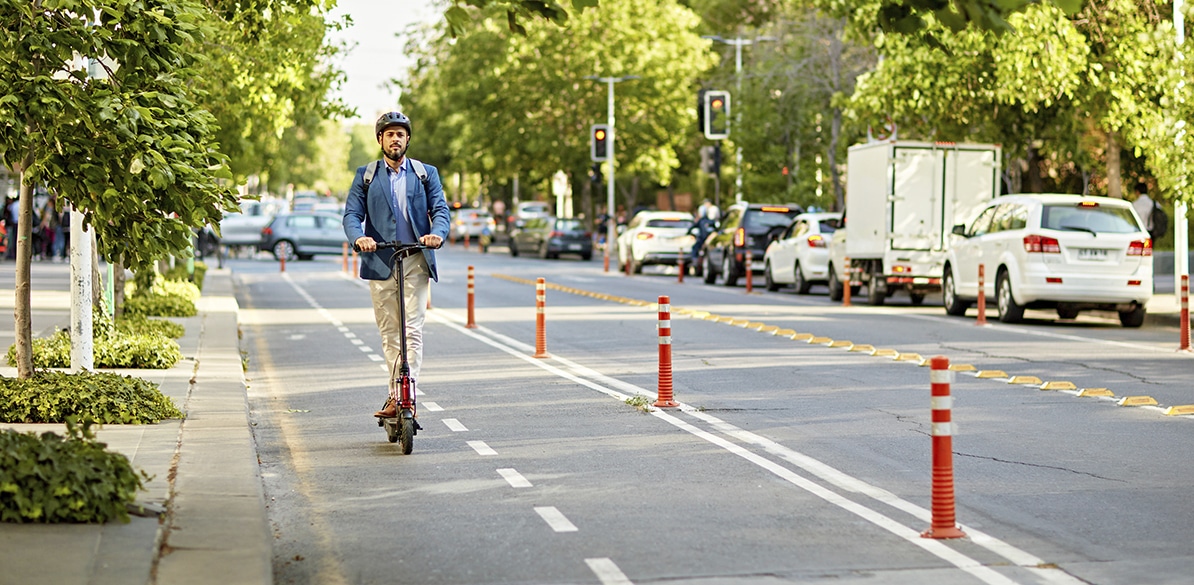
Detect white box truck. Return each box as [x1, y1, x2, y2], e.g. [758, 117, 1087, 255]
[827, 141, 1002, 305]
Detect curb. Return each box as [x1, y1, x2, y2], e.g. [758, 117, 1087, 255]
[153, 268, 272, 585]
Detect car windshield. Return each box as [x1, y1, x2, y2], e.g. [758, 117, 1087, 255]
[745, 209, 800, 229]
[646, 219, 693, 229]
[555, 219, 584, 231]
[1041, 204, 1140, 234]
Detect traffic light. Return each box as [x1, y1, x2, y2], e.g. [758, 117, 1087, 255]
[590, 124, 610, 162]
[703, 90, 730, 140]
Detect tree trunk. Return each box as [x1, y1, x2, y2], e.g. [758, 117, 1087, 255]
[14, 158, 35, 378]
[114, 255, 126, 319]
[1106, 131, 1122, 199]
[829, 107, 844, 212]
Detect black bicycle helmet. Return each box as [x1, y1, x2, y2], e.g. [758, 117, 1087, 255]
[375, 111, 412, 138]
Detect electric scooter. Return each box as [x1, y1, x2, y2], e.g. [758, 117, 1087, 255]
[362, 241, 433, 454]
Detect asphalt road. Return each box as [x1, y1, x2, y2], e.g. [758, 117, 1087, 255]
[231, 244, 1193, 585]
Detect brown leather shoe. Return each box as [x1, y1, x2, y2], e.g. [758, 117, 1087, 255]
[374, 399, 397, 418]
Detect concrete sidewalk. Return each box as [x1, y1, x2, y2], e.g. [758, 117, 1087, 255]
[0, 268, 271, 585]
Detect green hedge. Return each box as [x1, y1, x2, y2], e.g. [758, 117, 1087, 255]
[6, 312, 183, 370]
[124, 276, 200, 318]
[0, 420, 147, 523]
[0, 370, 182, 424]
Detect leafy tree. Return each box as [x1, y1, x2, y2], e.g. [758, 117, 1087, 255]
[191, 0, 351, 193]
[1, 0, 239, 377]
[403, 0, 716, 220]
[445, 0, 598, 36]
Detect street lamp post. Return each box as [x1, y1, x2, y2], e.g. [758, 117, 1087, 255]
[704, 35, 775, 203]
[586, 75, 639, 273]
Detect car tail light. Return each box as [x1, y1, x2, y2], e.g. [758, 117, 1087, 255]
[583, 232, 592, 239]
[734, 227, 745, 247]
[1046, 277, 1063, 284]
[261, 226, 272, 237]
[891, 264, 911, 273]
[807, 234, 826, 248]
[1127, 239, 1153, 256]
[1128, 280, 1143, 286]
[636, 232, 655, 240]
[549, 231, 563, 238]
[1023, 234, 1060, 253]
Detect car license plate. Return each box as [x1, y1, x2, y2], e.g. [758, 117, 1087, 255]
[568, 244, 581, 251]
[1077, 248, 1107, 260]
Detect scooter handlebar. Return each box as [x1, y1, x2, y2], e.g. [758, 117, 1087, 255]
[353, 241, 439, 253]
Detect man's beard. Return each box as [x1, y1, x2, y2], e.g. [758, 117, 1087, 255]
[383, 144, 407, 162]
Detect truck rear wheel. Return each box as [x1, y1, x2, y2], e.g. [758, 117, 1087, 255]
[828, 265, 843, 301]
[867, 264, 885, 306]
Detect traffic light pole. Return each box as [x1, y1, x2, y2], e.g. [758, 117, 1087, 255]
[704, 34, 774, 203]
[587, 75, 639, 273]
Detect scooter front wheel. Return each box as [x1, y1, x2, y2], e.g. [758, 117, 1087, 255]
[399, 417, 414, 454]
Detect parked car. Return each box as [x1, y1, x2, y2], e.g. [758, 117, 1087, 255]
[451, 208, 496, 242]
[508, 201, 552, 229]
[258, 212, 348, 261]
[615, 211, 695, 273]
[763, 212, 842, 294]
[219, 199, 283, 257]
[509, 216, 592, 260]
[942, 194, 1153, 327]
[700, 202, 804, 286]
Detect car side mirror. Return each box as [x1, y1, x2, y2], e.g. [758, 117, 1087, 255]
[951, 224, 967, 237]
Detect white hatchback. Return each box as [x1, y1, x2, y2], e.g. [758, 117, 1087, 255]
[615, 211, 696, 273]
[763, 212, 842, 294]
[942, 194, 1152, 327]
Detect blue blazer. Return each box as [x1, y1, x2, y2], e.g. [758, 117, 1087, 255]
[342, 158, 451, 281]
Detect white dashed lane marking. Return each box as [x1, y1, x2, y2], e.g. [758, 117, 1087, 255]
[585, 559, 633, 585]
[534, 507, 578, 533]
[497, 468, 532, 488]
[422, 402, 443, 412]
[443, 418, 468, 432]
[468, 441, 497, 456]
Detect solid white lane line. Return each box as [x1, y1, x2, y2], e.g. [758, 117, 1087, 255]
[585, 558, 633, 585]
[422, 402, 444, 412]
[534, 506, 578, 532]
[443, 418, 468, 432]
[428, 310, 1083, 585]
[497, 468, 533, 488]
[467, 441, 497, 456]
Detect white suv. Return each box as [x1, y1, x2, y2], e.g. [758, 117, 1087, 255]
[942, 194, 1153, 327]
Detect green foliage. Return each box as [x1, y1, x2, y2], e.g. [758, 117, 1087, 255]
[405, 0, 716, 215]
[444, 0, 599, 37]
[0, 371, 182, 425]
[164, 260, 206, 292]
[0, 0, 241, 274]
[0, 419, 148, 523]
[116, 315, 185, 340]
[124, 275, 200, 318]
[4, 310, 183, 370]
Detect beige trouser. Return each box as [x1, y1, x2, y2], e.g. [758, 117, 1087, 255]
[369, 253, 431, 401]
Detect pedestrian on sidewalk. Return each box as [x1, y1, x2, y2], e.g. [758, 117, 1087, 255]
[342, 111, 450, 418]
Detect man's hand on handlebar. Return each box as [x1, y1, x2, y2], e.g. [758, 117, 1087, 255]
[419, 234, 443, 249]
[354, 236, 377, 253]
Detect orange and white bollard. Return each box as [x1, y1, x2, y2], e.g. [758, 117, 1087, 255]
[843, 257, 852, 307]
[466, 265, 477, 329]
[342, 242, 349, 273]
[1181, 274, 1190, 352]
[976, 264, 987, 326]
[744, 249, 753, 293]
[922, 356, 966, 539]
[654, 295, 678, 408]
[464, 232, 470, 251]
[351, 250, 358, 276]
[677, 251, 686, 284]
[533, 278, 549, 358]
[279, 253, 286, 273]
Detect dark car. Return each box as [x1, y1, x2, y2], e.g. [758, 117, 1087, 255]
[258, 212, 347, 261]
[700, 202, 803, 286]
[509, 216, 592, 260]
